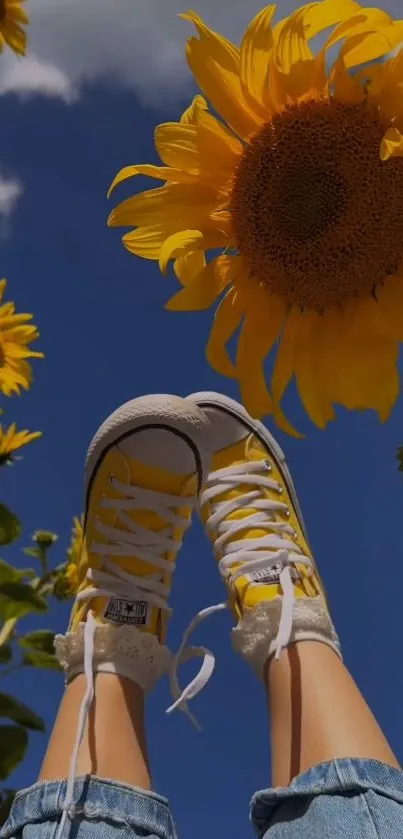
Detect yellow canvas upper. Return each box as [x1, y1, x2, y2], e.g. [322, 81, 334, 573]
[69, 444, 198, 644]
[200, 431, 329, 621]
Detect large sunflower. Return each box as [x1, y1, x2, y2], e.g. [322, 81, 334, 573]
[109, 1, 403, 433]
[0, 279, 43, 396]
[0, 0, 28, 56]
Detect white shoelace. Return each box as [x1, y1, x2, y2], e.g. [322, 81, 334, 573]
[56, 477, 202, 839]
[168, 460, 313, 718]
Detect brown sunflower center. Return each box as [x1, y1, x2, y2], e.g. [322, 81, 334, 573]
[230, 99, 403, 310]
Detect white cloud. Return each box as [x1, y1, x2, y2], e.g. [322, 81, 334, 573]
[0, 0, 402, 105]
[0, 174, 23, 236]
[0, 55, 75, 102]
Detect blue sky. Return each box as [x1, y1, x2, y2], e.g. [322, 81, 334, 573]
[2, 2, 403, 837]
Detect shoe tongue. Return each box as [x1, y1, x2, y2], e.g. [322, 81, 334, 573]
[211, 434, 275, 546]
[105, 451, 197, 548]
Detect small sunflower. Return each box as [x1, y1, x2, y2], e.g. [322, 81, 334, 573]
[0, 279, 43, 397]
[0, 422, 41, 465]
[65, 515, 84, 595]
[0, 0, 28, 56]
[109, 1, 403, 433]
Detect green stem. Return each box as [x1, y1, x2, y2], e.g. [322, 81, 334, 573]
[0, 618, 17, 648]
[40, 547, 48, 576]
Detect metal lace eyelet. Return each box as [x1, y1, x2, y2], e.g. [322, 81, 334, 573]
[108, 473, 115, 485]
[264, 459, 272, 472]
[284, 507, 290, 518]
[293, 530, 298, 540]
[277, 485, 283, 495]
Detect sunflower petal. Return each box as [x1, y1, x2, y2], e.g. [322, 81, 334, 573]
[366, 59, 403, 123]
[159, 230, 203, 274]
[377, 275, 403, 339]
[272, 404, 304, 439]
[271, 0, 359, 47]
[108, 183, 218, 229]
[122, 226, 171, 259]
[274, 8, 313, 71]
[159, 229, 230, 274]
[328, 298, 399, 421]
[174, 251, 206, 286]
[0, 312, 33, 328]
[335, 336, 399, 421]
[194, 107, 243, 162]
[340, 30, 394, 69]
[301, 0, 362, 36]
[380, 127, 403, 161]
[328, 10, 403, 69]
[166, 254, 239, 310]
[180, 94, 208, 124]
[154, 123, 199, 172]
[180, 10, 240, 62]
[1, 19, 26, 55]
[236, 292, 285, 419]
[0, 304, 15, 322]
[293, 311, 335, 429]
[182, 11, 262, 139]
[7, 4, 29, 25]
[240, 5, 276, 112]
[271, 306, 300, 402]
[206, 287, 241, 378]
[325, 8, 392, 52]
[108, 164, 197, 197]
[155, 113, 241, 181]
[330, 56, 365, 104]
[271, 9, 327, 105]
[4, 325, 40, 344]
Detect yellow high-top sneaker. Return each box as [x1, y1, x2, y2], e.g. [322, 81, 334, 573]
[187, 392, 340, 674]
[55, 394, 211, 693]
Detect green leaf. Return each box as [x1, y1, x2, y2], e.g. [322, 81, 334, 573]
[0, 583, 47, 611]
[22, 547, 42, 560]
[0, 726, 28, 781]
[0, 563, 35, 623]
[20, 630, 55, 655]
[0, 693, 44, 731]
[0, 507, 21, 546]
[17, 569, 37, 580]
[0, 582, 47, 621]
[22, 650, 61, 671]
[0, 789, 16, 827]
[0, 644, 11, 663]
[0, 560, 20, 585]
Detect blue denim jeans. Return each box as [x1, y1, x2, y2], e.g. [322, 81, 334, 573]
[2, 759, 403, 838]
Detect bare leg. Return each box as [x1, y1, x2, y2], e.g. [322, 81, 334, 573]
[37, 396, 209, 793]
[39, 674, 151, 790]
[266, 640, 401, 788]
